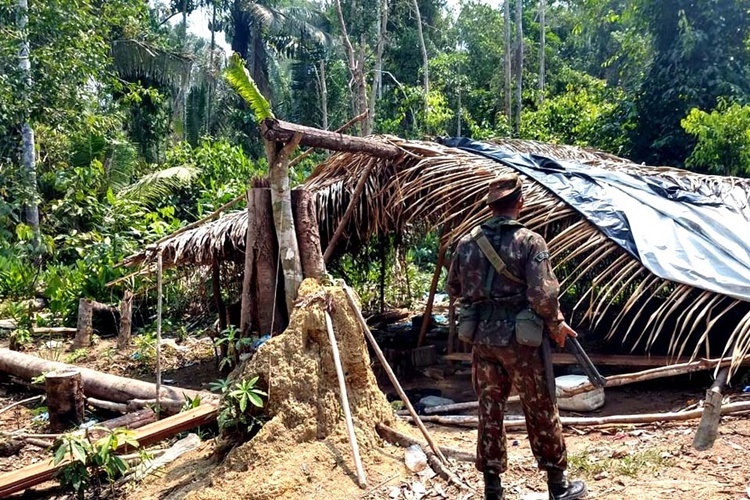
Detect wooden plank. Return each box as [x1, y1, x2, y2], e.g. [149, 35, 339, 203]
[0, 404, 217, 497]
[442, 352, 692, 367]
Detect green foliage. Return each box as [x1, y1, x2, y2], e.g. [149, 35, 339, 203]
[521, 69, 633, 153]
[132, 331, 157, 369]
[213, 325, 253, 372]
[225, 54, 275, 122]
[53, 427, 141, 498]
[64, 349, 88, 364]
[681, 100, 750, 176]
[217, 376, 267, 435]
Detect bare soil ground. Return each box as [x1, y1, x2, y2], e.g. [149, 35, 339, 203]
[3, 325, 750, 499]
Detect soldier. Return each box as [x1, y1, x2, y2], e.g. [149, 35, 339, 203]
[447, 174, 587, 500]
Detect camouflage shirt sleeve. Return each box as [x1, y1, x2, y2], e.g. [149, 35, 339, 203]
[446, 240, 464, 299]
[524, 232, 565, 336]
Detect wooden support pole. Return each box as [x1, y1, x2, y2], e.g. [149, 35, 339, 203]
[155, 252, 163, 418]
[118, 290, 133, 349]
[342, 283, 448, 464]
[447, 296, 456, 355]
[261, 118, 400, 158]
[418, 244, 447, 348]
[693, 367, 730, 451]
[74, 298, 93, 349]
[240, 189, 256, 335]
[45, 368, 84, 432]
[292, 189, 326, 278]
[323, 158, 377, 263]
[324, 311, 367, 488]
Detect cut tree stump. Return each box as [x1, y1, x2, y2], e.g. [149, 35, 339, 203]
[45, 368, 84, 432]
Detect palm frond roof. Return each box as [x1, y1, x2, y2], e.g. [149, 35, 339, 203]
[119, 137, 750, 367]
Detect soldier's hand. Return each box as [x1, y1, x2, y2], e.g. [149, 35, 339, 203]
[552, 321, 578, 348]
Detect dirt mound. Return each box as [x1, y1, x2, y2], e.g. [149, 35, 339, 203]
[153, 280, 399, 499]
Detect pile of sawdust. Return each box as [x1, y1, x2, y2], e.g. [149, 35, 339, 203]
[154, 280, 402, 500]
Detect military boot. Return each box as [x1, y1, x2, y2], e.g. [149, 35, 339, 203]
[547, 470, 586, 500]
[483, 471, 504, 500]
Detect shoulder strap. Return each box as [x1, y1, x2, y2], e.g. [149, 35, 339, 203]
[470, 226, 525, 285]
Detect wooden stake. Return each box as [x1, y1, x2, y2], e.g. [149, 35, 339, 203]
[118, 290, 133, 349]
[323, 158, 376, 263]
[417, 244, 446, 347]
[341, 283, 448, 464]
[324, 311, 367, 488]
[693, 367, 729, 451]
[45, 368, 84, 432]
[156, 251, 163, 418]
[74, 298, 93, 349]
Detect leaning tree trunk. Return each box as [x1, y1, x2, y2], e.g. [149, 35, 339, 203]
[504, 0, 512, 124]
[514, 0, 523, 136]
[17, 0, 39, 247]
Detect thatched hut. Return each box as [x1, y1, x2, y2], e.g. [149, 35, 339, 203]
[119, 137, 750, 371]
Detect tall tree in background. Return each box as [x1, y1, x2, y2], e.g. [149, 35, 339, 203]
[632, 0, 750, 166]
[334, 0, 369, 134]
[413, 0, 429, 117]
[514, 0, 522, 135]
[538, 0, 545, 105]
[366, 0, 388, 134]
[504, 0, 511, 123]
[16, 0, 40, 246]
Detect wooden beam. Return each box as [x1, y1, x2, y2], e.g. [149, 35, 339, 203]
[0, 404, 217, 497]
[417, 244, 447, 348]
[261, 118, 400, 158]
[443, 352, 694, 367]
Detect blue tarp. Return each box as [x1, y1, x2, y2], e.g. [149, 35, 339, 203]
[442, 137, 750, 303]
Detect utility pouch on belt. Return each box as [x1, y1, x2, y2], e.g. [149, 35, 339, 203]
[514, 308, 544, 347]
[470, 225, 544, 347]
[457, 304, 478, 343]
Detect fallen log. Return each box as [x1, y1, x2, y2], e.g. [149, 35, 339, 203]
[559, 355, 750, 397]
[404, 400, 750, 428]
[424, 397, 519, 415]
[0, 403, 217, 497]
[32, 327, 77, 336]
[261, 118, 401, 159]
[0, 349, 213, 404]
[88, 408, 157, 440]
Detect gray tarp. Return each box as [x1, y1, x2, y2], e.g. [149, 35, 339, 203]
[443, 137, 750, 303]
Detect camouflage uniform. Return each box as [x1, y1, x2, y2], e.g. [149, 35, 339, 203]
[447, 216, 567, 475]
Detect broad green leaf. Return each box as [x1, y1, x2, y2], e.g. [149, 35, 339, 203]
[224, 54, 274, 122]
[248, 391, 264, 408]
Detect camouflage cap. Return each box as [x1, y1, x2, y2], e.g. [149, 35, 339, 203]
[486, 174, 523, 204]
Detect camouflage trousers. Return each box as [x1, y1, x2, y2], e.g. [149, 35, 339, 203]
[472, 343, 567, 475]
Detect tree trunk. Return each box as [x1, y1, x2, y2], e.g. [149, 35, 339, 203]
[118, 290, 133, 349]
[45, 369, 84, 432]
[292, 189, 326, 279]
[504, 0, 512, 124]
[74, 299, 93, 349]
[413, 0, 429, 118]
[0, 349, 210, 403]
[252, 188, 284, 335]
[206, 0, 216, 133]
[317, 59, 329, 130]
[514, 0, 523, 136]
[18, 0, 39, 247]
[266, 136, 304, 316]
[334, 0, 369, 135]
[538, 0, 545, 105]
[368, 0, 388, 134]
[240, 189, 256, 335]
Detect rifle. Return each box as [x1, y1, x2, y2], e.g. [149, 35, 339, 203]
[565, 337, 606, 388]
[542, 336, 606, 404]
